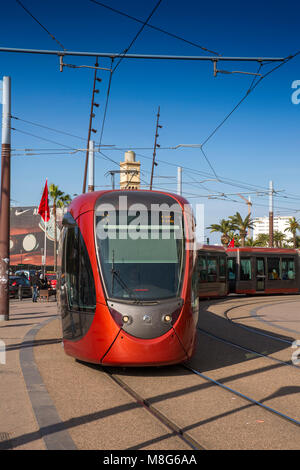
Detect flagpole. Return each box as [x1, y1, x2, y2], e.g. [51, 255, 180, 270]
[44, 178, 47, 276]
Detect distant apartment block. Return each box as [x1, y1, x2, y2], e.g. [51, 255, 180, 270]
[253, 216, 292, 239]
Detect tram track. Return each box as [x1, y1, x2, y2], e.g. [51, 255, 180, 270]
[182, 364, 300, 428]
[188, 296, 300, 433]
[197, 326, 299, 369]
[33, 309, 300, 449]
[223, 297, 300, 344]
[102, 366, 206, 451]
[198, 296, 299, 361]
[101, 355, 300, 451]
[98, 296, 300, 449]
[100, 296, 300, 450]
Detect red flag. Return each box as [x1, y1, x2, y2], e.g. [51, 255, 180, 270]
[38, 180, 50, 222]
[228, 238, 235, 248]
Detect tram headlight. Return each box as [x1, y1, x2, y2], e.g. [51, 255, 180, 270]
[163, 314, 172, 323]
[162, 307, 182, 325]
[109, 308, 133, 327]
[122, 315, 132, 325]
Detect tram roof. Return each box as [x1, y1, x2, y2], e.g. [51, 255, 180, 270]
[227, 247, 299, 255]
[68, 189, 192, 220]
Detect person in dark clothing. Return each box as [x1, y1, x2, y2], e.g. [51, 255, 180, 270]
[39, 275, 48, 290]
[30, 271, 40, 302]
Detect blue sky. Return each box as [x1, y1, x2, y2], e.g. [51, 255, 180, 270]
[1, 0, 300, 243]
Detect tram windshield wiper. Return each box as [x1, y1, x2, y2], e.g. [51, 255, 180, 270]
[111, 268, 141, 304]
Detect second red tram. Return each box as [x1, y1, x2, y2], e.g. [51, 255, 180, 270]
[195, 245, 228, 299]
[58, 190, 198, 366]
[227, 247, 300, 295]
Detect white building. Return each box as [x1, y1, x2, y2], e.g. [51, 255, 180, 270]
[253, 216, 292, 239]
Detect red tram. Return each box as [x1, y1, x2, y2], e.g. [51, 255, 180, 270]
[57, 190, 198, 366]
[227, 247, 300, 295]
[195, 245, 228, 299]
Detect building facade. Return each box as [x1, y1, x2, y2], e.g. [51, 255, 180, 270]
[253, 216, 292, 239]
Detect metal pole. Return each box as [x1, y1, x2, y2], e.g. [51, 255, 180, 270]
[83, 59, 99, 193]
[0, 76, 11, 321]
[269, 180, 274, 247]
[111, 172, 115, 190]
[177, 166, 182, 195]
[88, 140, 95, 192]
[0, 47, 286, 63]
[150, 106, 160, 190]
[43, 178, 48, 277]
[248, 196, 252, 239]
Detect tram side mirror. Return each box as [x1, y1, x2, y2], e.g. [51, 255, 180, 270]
[62, 212, 76, 228]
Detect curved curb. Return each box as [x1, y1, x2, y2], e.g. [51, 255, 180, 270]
[19, 316, 77, 450]
[250, 300, 300, 338]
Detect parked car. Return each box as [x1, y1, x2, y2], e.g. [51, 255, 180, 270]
[14, 269, 37, 281]
[9, 276, 32, 298]
[46, 273, 57, 291]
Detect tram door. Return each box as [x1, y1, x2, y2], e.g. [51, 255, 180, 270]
[256, 257, 265, 291]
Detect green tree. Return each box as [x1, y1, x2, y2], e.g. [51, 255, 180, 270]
[284, 217, 300, 249]
[255, 233, 269, 247]
[207, 219, 234, 246]
[229, 212, 254, 247]
[245, 237, 260, 247]
[49, 184, 71, 271]
[273, 231, 286, 248]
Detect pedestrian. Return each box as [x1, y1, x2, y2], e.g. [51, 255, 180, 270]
[39, 274, 48, 290]
[30, 271, 39, 302]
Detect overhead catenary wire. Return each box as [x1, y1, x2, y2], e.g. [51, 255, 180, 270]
[11, 115, 86, 141]
[112, 0, 164, 74]
[98, 1, 163, 151]
[15, 0, 66, 51]
[89, 0, 221, 56]
[11, 127, 82, 150]
[201, 51, 300, 149]
[10, 115, 299, 202]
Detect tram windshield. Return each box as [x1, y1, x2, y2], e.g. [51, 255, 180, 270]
[95, 207, 185, 301]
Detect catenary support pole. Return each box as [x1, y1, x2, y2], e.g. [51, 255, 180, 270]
[88, 140, 95, 192]
[0, 76, 11, 321]
[150, 106, 161, 190]
[177, 166, 182, 196]
[269, 180, 274, 247]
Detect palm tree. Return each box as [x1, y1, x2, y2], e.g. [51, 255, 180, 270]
[49, 184, 71, 271]
[255, 233, 269, 247]
[229, 212, 254, 247]
[273, 231, 286, 248]
[284, 217, 300, 249]
[207, 219, 234, 246]
[245, 237, 260, 247]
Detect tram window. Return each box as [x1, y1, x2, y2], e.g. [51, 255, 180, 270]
[227, 258, 236, 280]
[240, 258, 251, 281]
[281, 258, 295, 280]
[219, 256, 226, 281]
[198, 256, 207, 282]
[207, 257, 217, 282]
[267, 257, 280, 280]
[65, 227, 96, 311]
